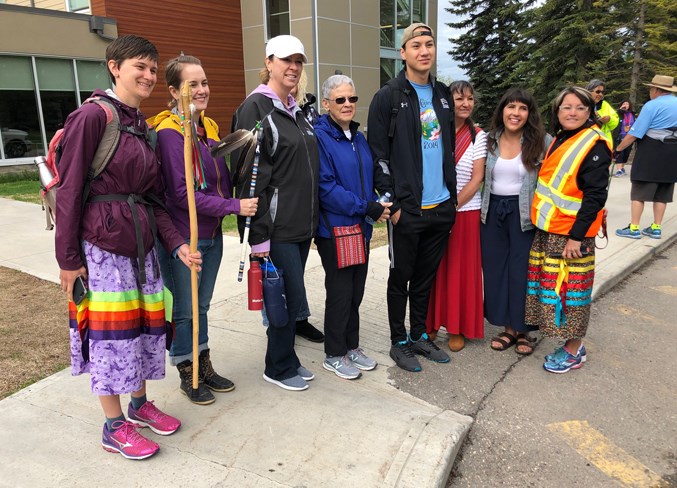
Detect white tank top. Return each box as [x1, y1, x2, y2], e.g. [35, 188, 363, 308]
[491, 153, 526, 196]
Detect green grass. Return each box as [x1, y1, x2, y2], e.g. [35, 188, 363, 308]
[0, 171, 41, 204]
[222, 214, 238, 235]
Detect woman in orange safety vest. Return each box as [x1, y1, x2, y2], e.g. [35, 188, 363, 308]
[525, 86, 612, 374]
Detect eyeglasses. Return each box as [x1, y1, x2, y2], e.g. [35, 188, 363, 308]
[325, 96, 359, 104]
[593, 90, 605, 94]
[559, 105, 590, 113]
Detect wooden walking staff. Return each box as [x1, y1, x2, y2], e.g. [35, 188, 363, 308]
[179, 81, 200, 394]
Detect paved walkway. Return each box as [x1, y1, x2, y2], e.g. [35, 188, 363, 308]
[0, 170, 674, 487]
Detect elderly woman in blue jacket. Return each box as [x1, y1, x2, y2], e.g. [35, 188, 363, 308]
[315, 74, 391, 380]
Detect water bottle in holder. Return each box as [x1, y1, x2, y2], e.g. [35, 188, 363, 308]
[247, 255, 263, 311]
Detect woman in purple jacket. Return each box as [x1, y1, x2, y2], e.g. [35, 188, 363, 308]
[153, 54, 257, 405]
[55, 36, 201, 460]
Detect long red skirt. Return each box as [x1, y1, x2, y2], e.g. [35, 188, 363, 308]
[426, 210, 484, 338]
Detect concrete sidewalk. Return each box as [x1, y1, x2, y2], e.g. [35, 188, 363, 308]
[0, 169, 675, 487]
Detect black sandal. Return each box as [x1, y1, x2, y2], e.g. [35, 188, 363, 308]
[491, 332, 517, 351]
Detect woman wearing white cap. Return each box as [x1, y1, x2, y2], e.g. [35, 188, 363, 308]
[232, 35, 320, 391]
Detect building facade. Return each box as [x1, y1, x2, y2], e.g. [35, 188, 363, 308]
[240, 0, 437, 127]
[0, 0, 437, 166]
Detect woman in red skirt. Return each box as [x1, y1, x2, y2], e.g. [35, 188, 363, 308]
[427, 81, 487, 351]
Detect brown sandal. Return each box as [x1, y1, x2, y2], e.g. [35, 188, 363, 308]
[491, 332, 517, 351]
[515, 333, 536, 355]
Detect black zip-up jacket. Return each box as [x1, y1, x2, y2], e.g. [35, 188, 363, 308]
[367, 70, 457, 216]
[232, 92, 319, 245]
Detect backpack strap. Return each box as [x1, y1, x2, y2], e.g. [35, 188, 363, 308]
[88, 192, 166, 285]
[386, 79, 403, 139]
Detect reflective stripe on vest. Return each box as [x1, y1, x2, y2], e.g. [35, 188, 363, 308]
[533, 128, 606, 234]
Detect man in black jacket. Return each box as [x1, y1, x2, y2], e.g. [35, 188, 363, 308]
[367, 23, 457, 372]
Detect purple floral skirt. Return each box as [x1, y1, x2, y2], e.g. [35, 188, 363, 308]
[69, 241, 168, 396]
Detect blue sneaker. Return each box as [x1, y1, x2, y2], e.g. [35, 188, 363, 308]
[641, 226, 661, 239]
[615, 226, 641, 239]
[545, 345, 586, 363]
[543, 346, 583, 374]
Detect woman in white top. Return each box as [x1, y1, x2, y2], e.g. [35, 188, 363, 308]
[427, 81, 487, 352]
[479, 87, 550, 355]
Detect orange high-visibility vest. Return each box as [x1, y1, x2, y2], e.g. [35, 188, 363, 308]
[531, 127, 611, 237]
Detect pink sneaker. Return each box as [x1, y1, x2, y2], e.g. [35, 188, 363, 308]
[101, 421, 159, 460]
[128, 400, 181, 436]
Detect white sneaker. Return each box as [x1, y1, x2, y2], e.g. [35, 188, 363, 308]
[262, 373, 308, 391]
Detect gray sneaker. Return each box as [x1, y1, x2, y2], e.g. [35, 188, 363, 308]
[347, 348, 377, 371]
[262, 373, 308, 391]
[323, 356, 362, 380]
[389, 341, 422, 372]
[410, 333, 451, 363]
[297, 365, 315, 381]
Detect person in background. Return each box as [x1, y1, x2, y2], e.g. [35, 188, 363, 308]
[586, 79, 619, 146]
[615, 75, 677, 240]
[427, 80, 486, 352]
[368, 23, 457, 372]
[314, 74, 390, 380]
[232, 35, 319, 391]
[613, 100, 636, 177]
[480, 88, 549, 356]
[527, 86, 611, 373]
[153, 54, 258, 405]
[56, 35, 201, 460]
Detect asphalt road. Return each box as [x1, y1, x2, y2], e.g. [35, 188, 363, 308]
[388, 242, 677, 487]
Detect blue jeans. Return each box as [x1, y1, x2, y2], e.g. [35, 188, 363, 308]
[264, 240, 311, 380]
[158, 233, 223, 366]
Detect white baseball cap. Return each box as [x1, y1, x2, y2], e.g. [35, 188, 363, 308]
[265, 35, 308, 63]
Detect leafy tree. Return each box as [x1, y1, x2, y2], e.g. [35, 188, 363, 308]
[446, 0, 527, 126]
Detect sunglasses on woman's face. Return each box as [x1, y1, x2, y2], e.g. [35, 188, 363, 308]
[594, 89, 605, 94]
[326, 96, 359, 104]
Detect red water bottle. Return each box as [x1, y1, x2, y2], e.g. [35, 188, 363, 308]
[248, 255, 263, 310]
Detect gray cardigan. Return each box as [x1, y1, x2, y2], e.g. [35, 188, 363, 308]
[480, 131, 553, 232]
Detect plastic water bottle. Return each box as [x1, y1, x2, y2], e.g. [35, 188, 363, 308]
[365, 192, 391, 225]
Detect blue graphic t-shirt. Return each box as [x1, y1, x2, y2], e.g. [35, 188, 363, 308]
[411, 81, 450, 206]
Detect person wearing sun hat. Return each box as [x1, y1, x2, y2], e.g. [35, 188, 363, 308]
[615, 74, 677, 240]
[367, 23, 457, 372]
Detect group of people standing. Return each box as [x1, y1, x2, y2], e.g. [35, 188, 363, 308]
[54, 28, 676, 461]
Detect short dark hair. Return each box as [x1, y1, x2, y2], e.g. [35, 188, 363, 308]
[488, 87, 546, 171]
[550, 86, 595, 133]
[449, 80, 478, 137]
[105, 35, 159, 84]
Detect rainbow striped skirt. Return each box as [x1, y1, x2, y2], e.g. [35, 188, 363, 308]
[69, 241, 169, 395]
[525, 231, 596, 339]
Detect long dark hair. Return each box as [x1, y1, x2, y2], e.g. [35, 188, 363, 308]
[449, 80, 477, 137]
[488, 87, 546, 171]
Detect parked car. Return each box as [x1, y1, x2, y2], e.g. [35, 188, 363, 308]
[2, 128, 33, 158]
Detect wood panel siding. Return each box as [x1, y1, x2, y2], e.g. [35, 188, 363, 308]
[91, 0, 246, 131]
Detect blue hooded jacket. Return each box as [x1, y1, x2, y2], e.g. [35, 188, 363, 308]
[314, 114, 378, 240]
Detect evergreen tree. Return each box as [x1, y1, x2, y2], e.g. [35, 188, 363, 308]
[446, 0, 526, 126]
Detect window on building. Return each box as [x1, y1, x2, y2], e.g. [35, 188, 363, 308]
[0, 56, 41, 159]
[266, 0, 290, 39]
[36, 58, 78, 143]
[0, 55, 111, 162]
[67, 0, 90, 12]
[379, 0, 427, 86]
[76, 60, 110, 102]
